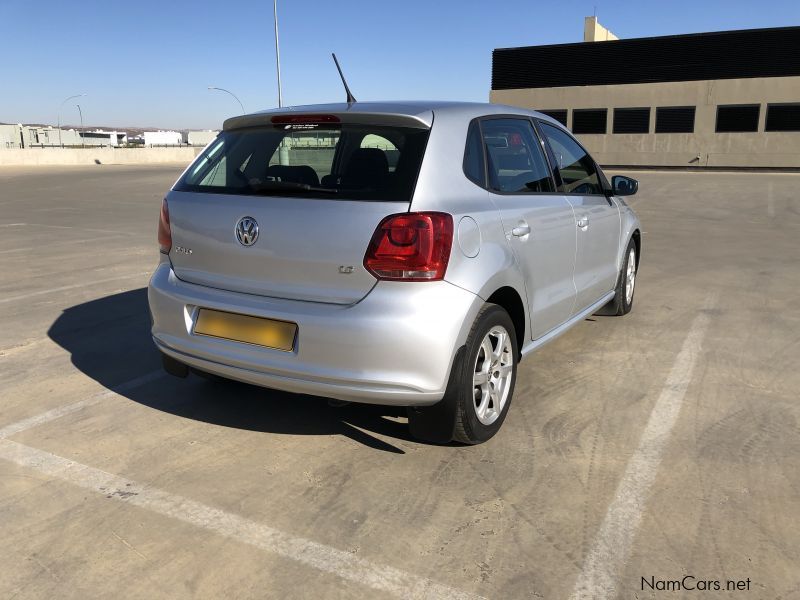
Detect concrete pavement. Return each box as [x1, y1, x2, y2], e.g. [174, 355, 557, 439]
[0, 165, 798, 599]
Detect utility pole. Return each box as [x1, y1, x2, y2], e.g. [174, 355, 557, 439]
[76, 104, 84, 147]
[58, 93, 85, 146]
[274, 0, 283, 107]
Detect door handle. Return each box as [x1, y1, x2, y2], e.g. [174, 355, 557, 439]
[577, 216, 589, 229]
[512, 223, 531, 237]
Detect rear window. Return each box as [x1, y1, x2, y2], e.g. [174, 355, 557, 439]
[175, 123, 429, 202]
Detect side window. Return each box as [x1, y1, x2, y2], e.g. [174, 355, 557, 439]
[480, 118, 554, 193]
[463, 120, 485, 186]
[538, 122, 602, 195]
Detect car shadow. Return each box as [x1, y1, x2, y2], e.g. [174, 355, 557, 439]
[47, 288, 418, 454]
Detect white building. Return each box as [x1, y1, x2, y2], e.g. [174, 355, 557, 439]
[0, 124, 24, 148]
[144, 131, 182, 146]
[185, 130, 219, 146]
[79, 130, 128, 147]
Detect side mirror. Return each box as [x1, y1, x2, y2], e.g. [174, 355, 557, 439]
[611, 175, 638, 196]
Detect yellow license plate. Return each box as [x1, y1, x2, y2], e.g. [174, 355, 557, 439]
[194, 309, 297, 352]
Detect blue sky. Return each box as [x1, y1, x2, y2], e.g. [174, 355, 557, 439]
[1, 0, 798, 129]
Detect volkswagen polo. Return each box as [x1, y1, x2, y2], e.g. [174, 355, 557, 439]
[148, 101, 641, 444]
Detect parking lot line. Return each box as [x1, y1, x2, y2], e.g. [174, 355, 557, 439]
[569, 297, 715, 599]
[0, 370, 164, 440]
[0, 423, 485, 600]
[0, 272, 150, 305]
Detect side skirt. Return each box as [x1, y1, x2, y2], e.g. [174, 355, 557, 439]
[519, 291, 616, 360]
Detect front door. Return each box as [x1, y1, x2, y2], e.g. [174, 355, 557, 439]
[538, 122, 621, 314]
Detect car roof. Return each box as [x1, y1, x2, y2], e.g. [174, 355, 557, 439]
[223, 101, 562, 131]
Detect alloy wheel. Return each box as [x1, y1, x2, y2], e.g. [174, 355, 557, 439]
[472, 325, 514, 425]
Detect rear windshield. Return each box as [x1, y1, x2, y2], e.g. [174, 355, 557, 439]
[175, 123, 429, 202]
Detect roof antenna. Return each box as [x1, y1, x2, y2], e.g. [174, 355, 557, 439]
[331, 53, 356, 104]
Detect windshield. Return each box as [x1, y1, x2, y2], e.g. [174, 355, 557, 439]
[175, 123, 430, 202]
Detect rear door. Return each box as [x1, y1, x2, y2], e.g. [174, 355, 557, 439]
[537, 121, 621, 314]
[479, 117, 577, 340]
[167, 119, 430, 305]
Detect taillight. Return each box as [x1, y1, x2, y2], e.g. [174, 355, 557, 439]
[158, 198, 171, 254]
[364, 212, 453, 281]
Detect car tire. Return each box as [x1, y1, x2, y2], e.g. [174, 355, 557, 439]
[452, 304, 518, 445]
[606, 239, 638, 316]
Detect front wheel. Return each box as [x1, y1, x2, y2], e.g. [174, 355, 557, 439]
[606, 239, 638, 316]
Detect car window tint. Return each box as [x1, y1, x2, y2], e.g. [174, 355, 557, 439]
[268, 130, 340, 180]
[480, 119, 554, 194]
[360, 134, 399, 172]
[463, 120, 485, 186]
[538, 122, 602, 195]
[177, 124, 429, 202]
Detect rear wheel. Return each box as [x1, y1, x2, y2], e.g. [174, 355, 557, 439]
[453, 304, 518, 444]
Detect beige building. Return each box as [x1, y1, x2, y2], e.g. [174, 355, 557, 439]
[491, 24, 800, 168]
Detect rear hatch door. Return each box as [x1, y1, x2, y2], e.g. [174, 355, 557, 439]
[167, 113, 430, 305]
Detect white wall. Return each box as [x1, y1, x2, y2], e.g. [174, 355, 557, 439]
[144, 131, 182, 146]
[0, 124, 23, 148]
[0, 147, 202, 166]
[187, 130, 218, 146]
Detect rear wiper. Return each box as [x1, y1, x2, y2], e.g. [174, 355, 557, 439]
[246, 179, 338, 194]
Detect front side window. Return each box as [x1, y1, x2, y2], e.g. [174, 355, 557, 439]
[176, 123, 429, 202]
[480, 118, 554, 193]
[538, 122, 602, 195]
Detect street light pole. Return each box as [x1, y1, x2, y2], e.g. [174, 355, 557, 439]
[207, 86, 245, 114]
[274, 0, 282, 107]
[76, 104, 84, 147]
[58, 93, 85, 147]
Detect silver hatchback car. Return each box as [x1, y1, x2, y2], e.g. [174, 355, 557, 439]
[148, 101, 641, 444]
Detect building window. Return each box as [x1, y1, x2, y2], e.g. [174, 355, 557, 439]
[765, 103, 800, 132]
[538, 109, 568, 126]
[655, 107, 695, 133]
[716, 104, 760, 132]
[572, 109, 607, 134]
[613, 108, 650, 134]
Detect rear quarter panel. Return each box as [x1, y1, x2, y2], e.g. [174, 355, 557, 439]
[409, 108, 531, 340]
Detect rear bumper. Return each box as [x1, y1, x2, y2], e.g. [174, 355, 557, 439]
[147, 263, 482, 405]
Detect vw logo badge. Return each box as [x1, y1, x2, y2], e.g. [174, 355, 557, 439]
[235, 216, 259, 246]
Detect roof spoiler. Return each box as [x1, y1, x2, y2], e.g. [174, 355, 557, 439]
[223, 110, 432, 131]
